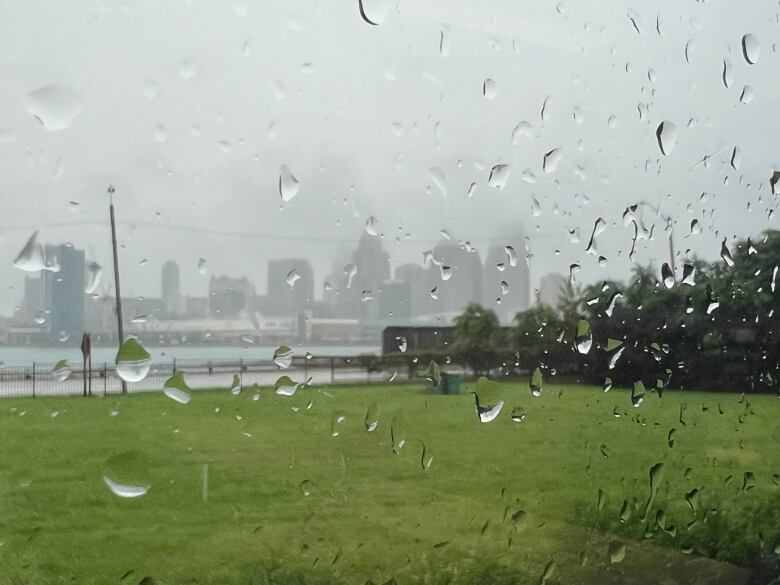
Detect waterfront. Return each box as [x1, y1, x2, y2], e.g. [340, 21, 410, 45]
[0, 344, 380, 368]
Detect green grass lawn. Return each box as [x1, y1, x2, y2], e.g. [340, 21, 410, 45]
[0, 378, 778, 585]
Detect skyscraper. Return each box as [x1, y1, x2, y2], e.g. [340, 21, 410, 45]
[428, 242, 483, 316]
[483, 243, 530, 323]
[538, 272, 567, 309]
[267, 259, 314, 317]
[348, 232, 390, 320]
[161, 261, 181, 316]
[42, 244, 85, 337]
[209, 275, 256, 317]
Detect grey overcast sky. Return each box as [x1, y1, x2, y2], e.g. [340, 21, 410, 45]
[0, 0, 778, 315]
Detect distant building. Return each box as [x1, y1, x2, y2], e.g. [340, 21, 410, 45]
[184, 296, 210, 318]
[267, 259, 314, 317]
[161, 261, 182, 316]
[209, 276, 256, 317]
[21, 275, 44, 324]
[395, 263, 437, 317]
[483, 243, 530, 324]
[538, 272, 567, 309]
[42, 244, 85, 337]
[348, 233, 391, 321]
[429, 242, 483, 315]
[378, 280, 411, 320]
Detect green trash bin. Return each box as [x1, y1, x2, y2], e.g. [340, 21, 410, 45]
[442, 373, 461, 395]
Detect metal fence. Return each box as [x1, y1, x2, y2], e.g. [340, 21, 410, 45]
[0, 355, 429, 398]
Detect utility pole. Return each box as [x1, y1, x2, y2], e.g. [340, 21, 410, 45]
[108, 185, 127, 394]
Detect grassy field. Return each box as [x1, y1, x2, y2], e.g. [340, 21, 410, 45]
[0, 378, 778, 585]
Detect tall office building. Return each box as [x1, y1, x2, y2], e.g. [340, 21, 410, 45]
[347, 232, 391, 321]
[428, 242, 483, 316]
[267, 259, 314, 317]
[209, 275, 256, 317]
[161, 261, 182, 316]
[42, 244, 85, 337]
[538, 272, 567, 309]
[22, 275, 44, 324]
[483, 243, 530, 323]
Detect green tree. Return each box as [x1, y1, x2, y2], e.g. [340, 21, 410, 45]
[451, 303, 502, 377]
[510, 304, 566, 371]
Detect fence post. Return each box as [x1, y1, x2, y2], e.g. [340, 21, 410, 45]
[330, 357, 335, 384]
[32, 362, 36, 398]
[239, 358, 243, 389]
[173, 358, 177, 373]
[103, 363, 107, 397]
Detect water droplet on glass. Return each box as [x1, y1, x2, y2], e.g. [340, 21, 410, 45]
[511, 407, 526, 422]
[13, 231, 55, 273]
[439, 24, 451, 56]
[365, 216, 379, 236]
[730, 146, 742, 171]
[279, 164, 300, 202]
[229, 374, 241, 395]
[740, 85, 755, 104]
[720, 239, 734, 267]
[487, 164, 511, 190]
[273, 345, 294, 369]
[511, 121, 532, 144]
[197, 258, 208, 274]
[608, 542, 626, 564]
[575, 319, 592, 354]
[52, 359, 71, 382]
[530, 367, 543, 397]
[682, 264, 696, 286]
[358, 0, 390, 25]
[391, 414, 406, 453]
[286, 269, 301, 288]
[365, 402, 379, 432]
[343, 264, 357, 288]
[500, 280, 510, 295]
[84, 261, 103, 294]
[722, 59, 733, 88]
[690, 219, 702, 236]
[429, 167, 448, 196]
[115, 338, 152, 383]
[420, 444, 434, 470]
[543, 148, 563, 173]
[25, 85, 82, 131]
[631, 380, 646, 407]
[661, 263, 675, 289]
[656, 121, 677, 156]
[742, 33, 760, 64]
[102, 451, 150, 499]
[163, 371, 191, 404]
[439, 265, 452, 281]
[430, 286, 439, 300]
[472, 391, 504, 423]
[603, 377, 613, 392]
[397, 337, 408, 353]
[275, 375, 299, 397]
[482, 78, 497, 99]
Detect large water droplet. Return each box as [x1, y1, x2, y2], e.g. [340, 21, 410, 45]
[230, 374, 241, 395]
[530, 367, 543, 397]
[472, 391, 504, 423]
[429, 167, 448, 196]
[656, 121, 677, 156]
[13, 231, 54, 273]
[608, 542, 626, 564]
[275, 375, 299, 396]
[103, 451, 151, 499]
[740, 85, 755, 104]
[85, 261, 103, 294]
[273, 345, 294, 369]
[631, 380, 646, 407]
[115, 338, 152, 383]
[543, 148, 563, 173]
[52, 359, 71, 382]
[365, 216, 379, 236]
[439, 25, 451, 56]
[358, 0, 390, 25]
[163, 371, 191, 404]
[661, 263, 674, 289]
[482, 78, 498, 99]
[487, 164, 511, 190]
[279, 164, 300, 202]
[682, 264, 696, 286]
[286, 269, 301, 288]
[720, 239, 735, 267]
[420, 443, 434, 470]
[397, 337, 408, 353]
[575, 319, 592, 354]
[742, 33, 760, 64]
[26, 85, 82, 131]
[365, 402, 379, 432]
[505, 245, 518, 267]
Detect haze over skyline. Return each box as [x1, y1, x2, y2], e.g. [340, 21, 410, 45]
[0, 0, 778, 317]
